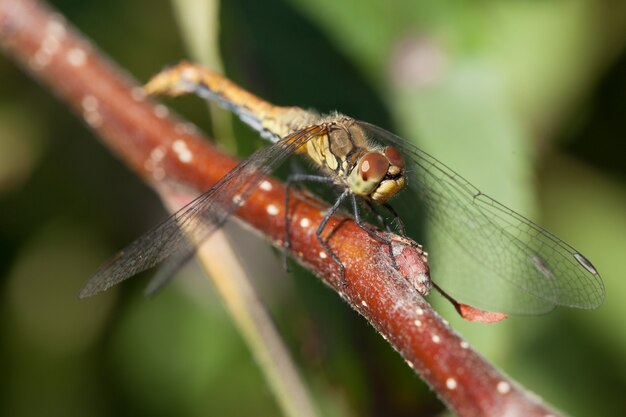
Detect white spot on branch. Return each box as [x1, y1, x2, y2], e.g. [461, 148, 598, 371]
[46, 19, 66, 39]
[152, 168, 165, 181]
[144, 145, 166, 180]
[176, 123, 198, 135]
[31, 51, 52, 69]
[82, 95, 98, 112]
[42, 36, 60, 56]
[260, 180, 272, 191]
[497, 381, 511, 394]
[150, 146, 166, 162]
[154, 104, 169, 119]
[84, 111, 102, 128]
[446, 378, 457, 390]
[131, 87, 146, 102]
[81, 95, 102, 128]
[66, 47, 87, 67]
[232, 195, 244, 206]
[30, 18, 67, 71]
[172, 139, 192, 163]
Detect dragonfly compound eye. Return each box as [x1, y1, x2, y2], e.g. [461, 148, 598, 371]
[384, 146, 405, 171]
[358, 152, 389, 183]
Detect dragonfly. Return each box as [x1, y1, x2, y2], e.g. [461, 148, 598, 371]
[80, 62, 605, 315]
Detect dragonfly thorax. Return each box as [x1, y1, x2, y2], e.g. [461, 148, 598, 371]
[347, 146, 406, 204]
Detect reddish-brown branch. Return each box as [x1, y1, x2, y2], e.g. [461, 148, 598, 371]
[0, 1, 562, 416]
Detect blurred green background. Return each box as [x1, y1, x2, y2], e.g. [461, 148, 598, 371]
[1, 0, 625, 416]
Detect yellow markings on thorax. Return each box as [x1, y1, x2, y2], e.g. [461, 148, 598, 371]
[302, 122, 366, 176]
[307, 134, 337, 171]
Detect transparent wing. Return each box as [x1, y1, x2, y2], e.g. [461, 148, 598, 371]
[358, 121, 604, 314]
[80, 126, 324, 298]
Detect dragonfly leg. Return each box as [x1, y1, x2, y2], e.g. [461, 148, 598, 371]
[351, 195, 399, 271]
[363, 200, 391, 232]
[317, 189, 351, 287]
[363, 200, 405, 235]
[284, 174, 335, 272]
[350, 194, 392, 243]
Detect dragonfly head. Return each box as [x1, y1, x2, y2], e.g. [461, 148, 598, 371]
[348, 146, 406, 204]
